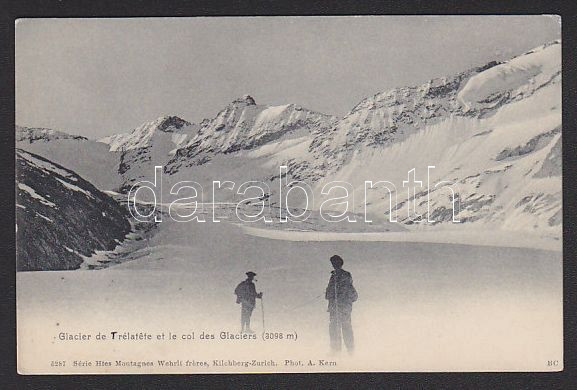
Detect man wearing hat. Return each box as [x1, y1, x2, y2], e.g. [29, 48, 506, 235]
[234, 271, 263, 334]
[325, 255, 357, 354]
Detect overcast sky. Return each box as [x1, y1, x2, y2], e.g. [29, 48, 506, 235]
[16, 16, 560, 139]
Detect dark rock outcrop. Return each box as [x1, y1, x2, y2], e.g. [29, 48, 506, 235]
[16, 149, 132, 271]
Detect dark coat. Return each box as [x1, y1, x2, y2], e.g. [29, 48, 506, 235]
[235, 280, 258, 307]
[325, 269, 358, 310]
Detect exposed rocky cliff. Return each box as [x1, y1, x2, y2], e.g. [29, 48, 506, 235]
[16, 149, 132, 271]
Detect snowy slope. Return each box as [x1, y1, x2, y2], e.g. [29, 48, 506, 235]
[317, 41, 561, 233]
[16, 149, 132, 271]
[161, 41, 561, 234]
[18, 215, 561, 372]
[457, 41, 561, 112]
[15, 41, 562, 235]
[99, 116, 197, 192]
[296, 41, 562, 183]
[16, 125, 122, 190]
[99, 115, 193, 152]
[165, 95, 336, 173]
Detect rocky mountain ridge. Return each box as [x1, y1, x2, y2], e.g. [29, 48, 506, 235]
[165, 95, 336, 173]
[16, 149, 132, 271]
[15, 41, 562, 234]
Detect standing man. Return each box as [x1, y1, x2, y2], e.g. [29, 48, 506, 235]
[234, 271, 263, 334]
[325, 255, 357, 354]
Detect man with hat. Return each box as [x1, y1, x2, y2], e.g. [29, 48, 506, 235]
[234, 271, 263, 334]
[325, 255, 357, 354]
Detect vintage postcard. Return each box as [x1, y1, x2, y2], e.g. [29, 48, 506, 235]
[15, 16, 562, 373]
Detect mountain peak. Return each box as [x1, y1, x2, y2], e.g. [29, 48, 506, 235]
[16, 125, 88, 142]
[232, 94, 256, 106]
[99, 115, 192, 152]
[154, 116, 191, 133]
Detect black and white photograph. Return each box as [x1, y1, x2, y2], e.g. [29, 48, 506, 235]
[15, 15, 563, 373]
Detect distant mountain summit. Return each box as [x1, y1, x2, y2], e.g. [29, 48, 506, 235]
[16, 125, 87, 143]
[16, 125, 121, 190]
[15, 41, 562, 232]
[99, 115, 193, 152]
[95, 115, 197, 192]
[232, 94, 256, 106]
[305, 40, 562, 179]
[155, 115, 191, 132]
[165, 96, 336, 172]
[313, 40, 561, 232]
